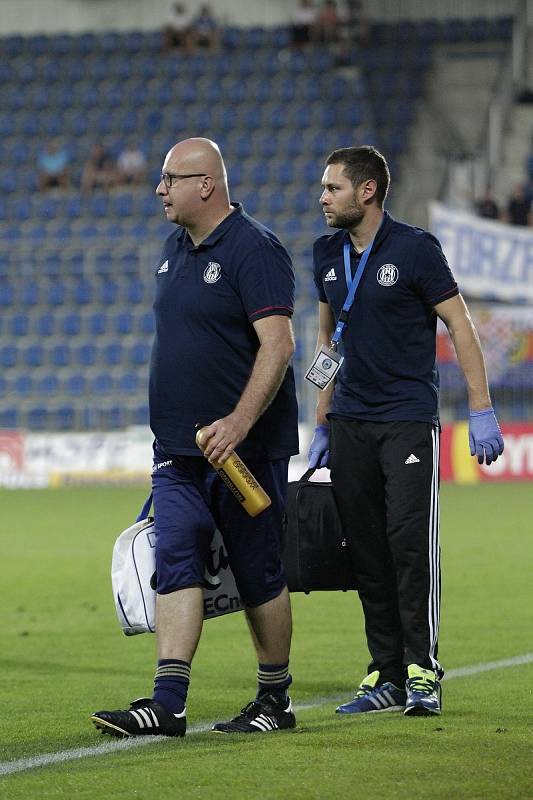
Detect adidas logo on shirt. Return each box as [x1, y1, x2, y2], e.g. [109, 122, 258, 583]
[157, 260, 169, 274]
[324, 268, 337, 282]
[405, 454, 420, 464]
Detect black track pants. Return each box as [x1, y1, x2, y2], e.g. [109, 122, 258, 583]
[330, 418, 442, 682]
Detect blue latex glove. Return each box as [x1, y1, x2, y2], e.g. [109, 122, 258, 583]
[308, 424, 330, 469]
[469, 407, 504, 465]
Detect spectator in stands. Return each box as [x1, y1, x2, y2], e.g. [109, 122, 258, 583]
[191, 4, 220, 50]
[314, 0, 342, 43]
[475, 190, 500, 221]
[291, 0, 317, 47]
[505, 183, 532, 226]
[344, 0, 369, 46]
[117, 142, 147, 186]
[81, 145, 117, 192]
[162, 2, 194, 52]
[37, 140, 70, 191]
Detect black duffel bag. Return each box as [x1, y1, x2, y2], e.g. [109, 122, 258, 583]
[283, 469, 357, 593]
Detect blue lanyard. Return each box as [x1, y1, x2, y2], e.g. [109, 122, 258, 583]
[330, 239, 373, 347]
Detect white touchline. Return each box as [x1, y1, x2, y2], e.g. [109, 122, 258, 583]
[1, 652, 532, 777]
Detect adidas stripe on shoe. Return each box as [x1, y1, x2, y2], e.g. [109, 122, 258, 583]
[212, 692, 296, 734]
[336, 670, 406, 714]
[91, 697, 186, 738]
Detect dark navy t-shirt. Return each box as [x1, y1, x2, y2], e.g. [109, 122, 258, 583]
[150, 203, 299, 459]
[313, 212, 458, 424]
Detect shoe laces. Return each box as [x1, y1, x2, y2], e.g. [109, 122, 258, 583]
[407, 675, 435, 695]
[354, 682, 375, 699]
[234, 693, 285, 722]
[232, 699, 265, 722]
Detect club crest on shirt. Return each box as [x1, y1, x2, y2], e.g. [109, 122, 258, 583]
[204, 262, 221, 284]
[377, 264, 398, 286]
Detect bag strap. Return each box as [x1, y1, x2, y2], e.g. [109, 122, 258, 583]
[300, 468, 317, 482]
[136, 493, 153, 522]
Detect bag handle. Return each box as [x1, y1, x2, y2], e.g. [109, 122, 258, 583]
[300, 468, 317, 482]
[137, 493, 153, 522]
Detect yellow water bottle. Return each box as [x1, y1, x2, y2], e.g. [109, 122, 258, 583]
[195, 428, 272, 517]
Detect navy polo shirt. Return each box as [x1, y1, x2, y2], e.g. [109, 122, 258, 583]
[313, 211, 458, 424]
[150, 203, 299, 459]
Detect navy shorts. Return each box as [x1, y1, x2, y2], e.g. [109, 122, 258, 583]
[151, 441, 289, 607]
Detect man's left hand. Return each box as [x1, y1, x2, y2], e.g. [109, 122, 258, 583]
[468, 407, 504, 465]
[198, 413, 251, 465]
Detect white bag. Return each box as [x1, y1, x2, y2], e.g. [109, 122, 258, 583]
[112, 516, 243, 636]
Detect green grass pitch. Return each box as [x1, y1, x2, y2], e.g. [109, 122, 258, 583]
[1, 482, 532, 799]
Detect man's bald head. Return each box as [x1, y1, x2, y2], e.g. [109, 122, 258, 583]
[157, 137, 232, 243]
[165, 137, 227, 182]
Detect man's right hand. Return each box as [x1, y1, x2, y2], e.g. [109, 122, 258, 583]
[307, 425, 330, 469]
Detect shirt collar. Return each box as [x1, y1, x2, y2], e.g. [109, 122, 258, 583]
[179, 202, 243, 251]
[343, 210, 393, 254]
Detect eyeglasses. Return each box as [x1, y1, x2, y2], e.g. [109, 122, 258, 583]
[160, 172, 208, 189]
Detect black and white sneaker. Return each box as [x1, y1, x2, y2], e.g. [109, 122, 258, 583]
[91, 697, 186, 738]
[212, 692, 296, 734]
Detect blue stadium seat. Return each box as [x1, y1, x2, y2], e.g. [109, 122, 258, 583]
[65, 196, 83, 219]
[61, 312, 82, 336]
[91, 373, 113, 394]
[10, 313, 30, 337]
[89, 194, 109, 218]
[13, 374, 33, 396]
[242, 191, 260, 215]
[27, 406, 49, 431]
[75, 342, 98, 366]
[130, 403, 149, 426]
[34, 311, 56, 338]
[23, 343, 45, 368]
[233, 135, 253, 160]
[95, 253, 114, 274]
[11, 197, 31, 222]
[125, 279, 146, 305]
[99, 280, 119, 305]
[292, 190, 312, 214]
[0, 345, 18, 368]
[0, 281, 15, 308]
[117, 372, 140, 394]
[51, 343, 71, 367]
[65, 373, 86, 395]
[284, 133, 303, 159]
[112, 193, 134, 217]
[72, 280, 93, 305]
[266, 193, 287, 215]
[19, 282, 41, 306]
[0, 407, 19, 428]
[129, 342, 150, 366]
[139, 312, 154, 335]
[49, 222, 73, 242]
[114, 312, 134, 335]
[37, 373, 60, 395]
[87, 311, 108, 336]
[47, 281, 67, 306]
[78, 222, 99, 241]
[102, 342, 123, 366]
[282, 217, 303, 238]
[99, 404, 127, 429]
[55, 405, 77, 430]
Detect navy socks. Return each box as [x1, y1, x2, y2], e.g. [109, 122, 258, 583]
[153, 659, 190, 714]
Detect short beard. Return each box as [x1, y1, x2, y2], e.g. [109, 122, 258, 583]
[326, 203, 364, 230]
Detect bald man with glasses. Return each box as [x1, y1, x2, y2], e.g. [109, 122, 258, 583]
[91, 138, 299, 739]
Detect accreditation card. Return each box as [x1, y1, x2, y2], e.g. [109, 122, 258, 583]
[304, 345, 344, 391]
